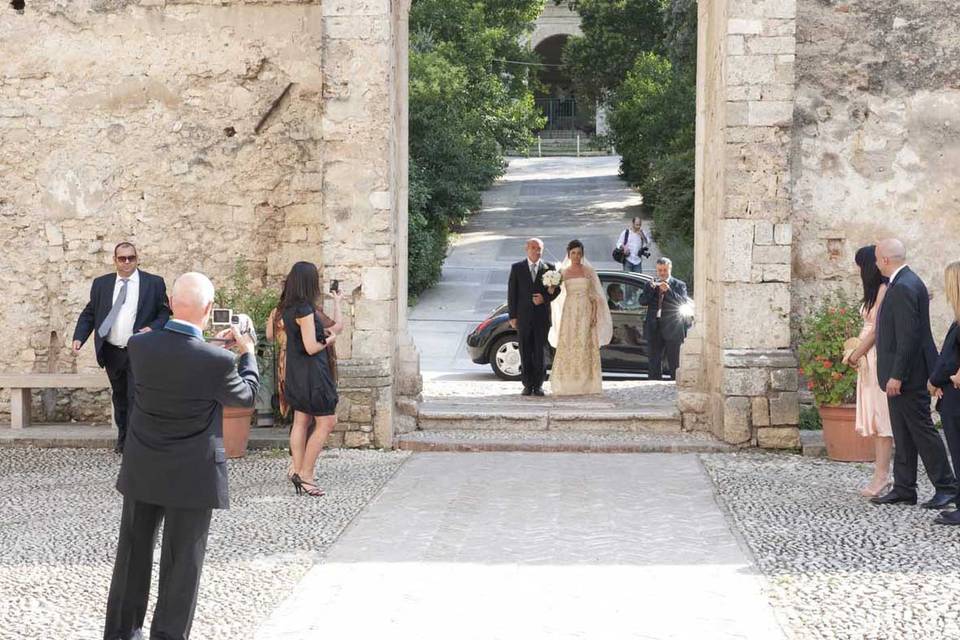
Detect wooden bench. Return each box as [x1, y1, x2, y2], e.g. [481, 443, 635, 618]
[0, 373, 111, 429]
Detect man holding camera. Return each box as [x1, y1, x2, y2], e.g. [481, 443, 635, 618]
[72, 242, 171, 453]
[103, 272, 259, 640]
[638, 257, 689, 380]
[614, 216, 650, 273]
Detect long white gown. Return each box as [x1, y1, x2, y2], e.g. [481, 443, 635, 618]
[549, 263, 613, 396]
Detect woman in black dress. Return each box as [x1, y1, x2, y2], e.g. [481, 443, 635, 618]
[278, 261, 343, 497]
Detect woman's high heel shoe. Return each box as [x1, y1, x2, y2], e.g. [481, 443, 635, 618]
[860, 481, 892, 498]
[291, 473, 324, 497]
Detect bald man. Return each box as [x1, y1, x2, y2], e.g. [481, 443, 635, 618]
[104, 273, 259, 640]
[508, 238, 560, 395]
[871, 239, 956, 509]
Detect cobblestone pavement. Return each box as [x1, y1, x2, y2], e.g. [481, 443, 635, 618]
[702, 452, 960, 640]
[423, 379, 678, 408]
[0, 447, 409, 640]
[256, 452, 785, 640]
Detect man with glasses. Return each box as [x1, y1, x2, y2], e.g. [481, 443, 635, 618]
[73, 242, 171, 453]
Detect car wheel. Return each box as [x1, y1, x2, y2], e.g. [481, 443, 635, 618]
[490, 334, 522, 381]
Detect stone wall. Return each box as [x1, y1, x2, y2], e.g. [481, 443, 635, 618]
[678, 0, 801, 449]
[0, 0, 409, 447]
[791, 0, 960, 341]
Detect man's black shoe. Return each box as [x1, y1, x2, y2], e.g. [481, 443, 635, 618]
[870, 490, 917, 506]
[521, 387, 532, 396]
[532, 388, 545, 396]
[935, 511, 960, 525]
[921, 492, 955, 510]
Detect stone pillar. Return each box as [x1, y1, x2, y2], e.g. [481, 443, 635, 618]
[391, 0, 422, 439]
[677, 0, 800, 449]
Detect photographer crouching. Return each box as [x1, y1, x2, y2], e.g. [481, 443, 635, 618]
[638, 257, 690, 381]
[613, 216, 650, 273]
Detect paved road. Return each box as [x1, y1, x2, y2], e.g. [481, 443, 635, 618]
[410, 156, 661, 380]
[255, 452, 785, 640]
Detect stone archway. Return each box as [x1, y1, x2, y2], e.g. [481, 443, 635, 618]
[393, 0, 802, 449]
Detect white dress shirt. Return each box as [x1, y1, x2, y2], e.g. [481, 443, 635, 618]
[527, 259, 541, 282]
[617, 227, 649, 266]
[107, 269, 140, 347]
[889, 264, 908, 285]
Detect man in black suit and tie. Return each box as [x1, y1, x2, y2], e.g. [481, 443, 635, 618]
[103, 272, 259, 640]
[508, 238, 560, 396]
[638, 257, 689, 380]
[871, 238, 956, 509]
[73, 242, 171, 453]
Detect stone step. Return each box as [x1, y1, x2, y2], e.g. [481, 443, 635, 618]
[416, 401, 682, 433]
[395, 429, 734, 453]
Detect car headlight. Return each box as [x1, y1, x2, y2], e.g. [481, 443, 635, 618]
[679, 301, 695, 318]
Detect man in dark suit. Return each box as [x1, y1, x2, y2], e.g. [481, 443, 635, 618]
[73, 242, 171, 453]
[638, 257, 689, 380]
[871, 238, 956, 508]
[103, 272, 259, 640]
[508, 238, 560, 396]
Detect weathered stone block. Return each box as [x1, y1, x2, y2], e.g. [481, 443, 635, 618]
[727, 55, 776, 85]
[774, 223, 793, 245]
[361, 267, 393, 301]
[748, 100, 793, 126]
[720, 284, 791, 349]
[723, 368, 769, 396]
[724, 349, 797, 369]
[728, 18, 764, 35]
[757, 426, 800, 449]
[769, 391, 800, 425]
[753, 244, 791, 264]
[723, 397, 752, 444]
[762, 264, 791, 282]
[770, 368, 798, 391]
[754, 220, 774, 245]
[720, 218, 755, 282]
[752, 396, 771, 426]
[678, 391, 709, 414]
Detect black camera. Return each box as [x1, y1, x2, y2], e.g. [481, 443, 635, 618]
[639, 246, 651, 259]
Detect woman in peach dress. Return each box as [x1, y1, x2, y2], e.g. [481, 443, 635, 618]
[843, 245, 893, 497]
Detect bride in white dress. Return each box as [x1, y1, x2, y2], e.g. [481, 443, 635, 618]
[549, 240, 613, 396]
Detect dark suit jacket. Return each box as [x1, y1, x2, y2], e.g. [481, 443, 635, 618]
[116, 325, 260, 510]
[931, 322, 960, 415]
[508, 260, 560, 329]
[638, 276, 689, 343]
[73, 270, 171, 366]
[875, 266, 939, 392]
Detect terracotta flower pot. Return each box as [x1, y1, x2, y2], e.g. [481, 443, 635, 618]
[818, 404, 876, 462]
[222, 406, 255, 459]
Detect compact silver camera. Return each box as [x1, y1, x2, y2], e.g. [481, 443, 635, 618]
[211, 308, 239, 327]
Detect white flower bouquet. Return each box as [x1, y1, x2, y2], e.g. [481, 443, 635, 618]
[542, 270, 562, 287]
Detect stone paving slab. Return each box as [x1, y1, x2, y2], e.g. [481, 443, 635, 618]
[255, 453, 785, 640]
[0, 447, 409, 640]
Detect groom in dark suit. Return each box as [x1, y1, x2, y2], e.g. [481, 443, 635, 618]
[871, 238, 956, 509]
[73, 242, 171, 453]
[508, 238, 560, 396]
[103, 272, 259, 640]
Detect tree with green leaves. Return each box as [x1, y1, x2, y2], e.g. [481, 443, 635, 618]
[408, 0, 546, 298]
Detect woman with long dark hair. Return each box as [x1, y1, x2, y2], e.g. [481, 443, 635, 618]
[278, 261, 343, 497]
[843, 245, 893, 497]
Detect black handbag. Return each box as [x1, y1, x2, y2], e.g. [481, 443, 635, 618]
[612, 229, 628, 263]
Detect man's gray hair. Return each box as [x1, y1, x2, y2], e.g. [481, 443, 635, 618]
[656, 257, 673, 268]
[526, 237, 544, 248]
[171, 272, 215, 309]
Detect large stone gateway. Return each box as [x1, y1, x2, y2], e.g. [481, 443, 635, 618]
[1, 0, 956, 449]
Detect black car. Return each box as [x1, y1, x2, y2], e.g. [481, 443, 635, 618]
[466, 270, 694, 380]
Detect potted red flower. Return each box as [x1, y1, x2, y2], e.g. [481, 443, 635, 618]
[797, 296, 874, 461]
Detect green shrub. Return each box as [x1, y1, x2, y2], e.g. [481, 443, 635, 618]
[408, 213, 448, 297]
[799, 405, 822, 431]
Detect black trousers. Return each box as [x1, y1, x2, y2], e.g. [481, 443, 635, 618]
[517, 319, 548, 391]
[104, 498, 213, 640]
[888, 391, 957, 498]
[102, 343, 133, 445]
[647, 319, 681, 381]
[941, 412, 960, 500]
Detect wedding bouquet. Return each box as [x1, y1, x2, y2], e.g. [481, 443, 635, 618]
[542, 270, 562, 287]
